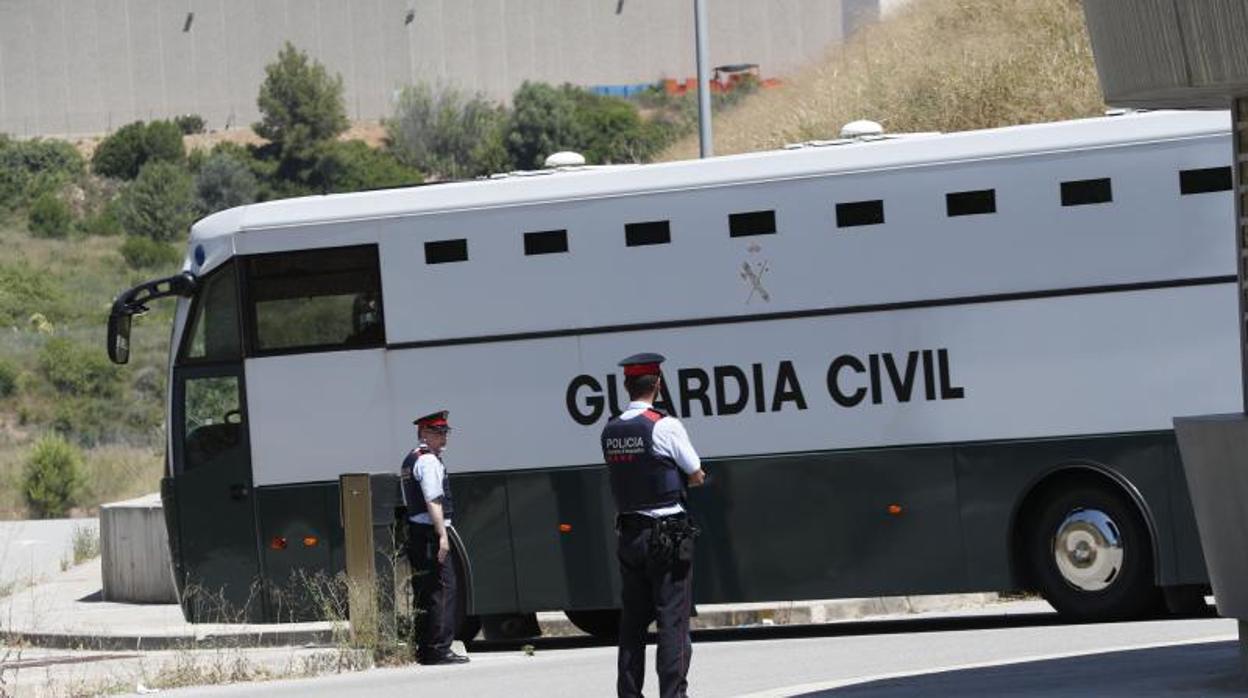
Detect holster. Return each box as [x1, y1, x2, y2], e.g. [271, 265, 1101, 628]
[648, 516, 701, 565]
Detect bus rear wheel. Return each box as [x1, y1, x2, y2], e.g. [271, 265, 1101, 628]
[1026, 484, 1161, 621]
[564, 609, 620, 640]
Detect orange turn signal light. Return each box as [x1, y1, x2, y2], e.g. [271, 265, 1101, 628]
[559, 523, 573, 533]
[303, 536, 319, 547]
[887, 504, 903, 516]
[270, 536, 288, 550]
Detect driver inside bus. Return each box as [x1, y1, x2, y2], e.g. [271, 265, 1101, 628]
[400, 410, 469, 666]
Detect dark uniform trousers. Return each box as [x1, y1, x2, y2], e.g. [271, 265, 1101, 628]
[617, 515, 694, 698]
[406, 522, 457, 658]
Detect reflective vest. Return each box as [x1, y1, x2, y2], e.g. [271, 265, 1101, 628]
[600, 408, 685, 512]
[400, 447, 454, 519]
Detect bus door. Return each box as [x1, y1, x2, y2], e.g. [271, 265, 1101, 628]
[169, 262, 265, 622]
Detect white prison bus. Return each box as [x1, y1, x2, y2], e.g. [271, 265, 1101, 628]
[109, 109, 1237, 635]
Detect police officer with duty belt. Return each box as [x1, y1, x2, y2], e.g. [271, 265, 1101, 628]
[601, 353, 707, 698]
[400, 410, 470, 665]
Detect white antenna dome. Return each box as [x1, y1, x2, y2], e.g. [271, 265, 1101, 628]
[544, 151, 587, 168]
[840, 120, 884, 139]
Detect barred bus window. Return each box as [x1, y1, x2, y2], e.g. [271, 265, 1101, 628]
[1179, 167, 1232, 195]
[729, 210, 777, 237]
[524, 229, 569, 255]
[1060, 177, 1113, 206]
[244, 245, 385, 354]
[946, 189, 996, 217]
[625, 221, 671, 246]
[836, 200, 885, 228]
[425, 239, 469, 264]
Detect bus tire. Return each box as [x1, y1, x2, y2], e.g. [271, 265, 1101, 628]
[564, 609, 620, 640]
[1026, 484, 1160, 621]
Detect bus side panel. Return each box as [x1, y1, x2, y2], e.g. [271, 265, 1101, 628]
[451, 472, 521, 615]
[954, 432, 1198, 590]
[691, 446, 965, 604]
[507, 467, 620, 613]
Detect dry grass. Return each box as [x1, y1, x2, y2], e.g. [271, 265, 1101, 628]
[0, 444, 162, 518]
[662, 0, 1104, 159]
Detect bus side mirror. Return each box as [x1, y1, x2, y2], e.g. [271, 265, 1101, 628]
[108, 312, 131, 364]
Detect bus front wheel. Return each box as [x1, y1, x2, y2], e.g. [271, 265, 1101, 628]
[1026, 484, 1161, 621]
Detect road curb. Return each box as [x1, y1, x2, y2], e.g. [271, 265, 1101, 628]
[1, 593, 1001, 649]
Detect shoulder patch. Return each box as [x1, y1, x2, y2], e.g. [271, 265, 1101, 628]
[642, 409, 664, 423]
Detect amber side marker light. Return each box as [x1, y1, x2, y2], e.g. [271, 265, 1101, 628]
[303, 536, 319, 547]
[270, 536, 288, 550]
[887, 504, 903, 516]
[559, 523, 573, 533]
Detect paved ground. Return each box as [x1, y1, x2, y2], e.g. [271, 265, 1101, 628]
[138, 607, 1240, 698]
[0, 519, 96, 595]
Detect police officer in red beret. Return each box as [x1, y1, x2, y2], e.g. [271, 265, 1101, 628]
[601, 354, 707, 698]
[400, 410, 469, 665]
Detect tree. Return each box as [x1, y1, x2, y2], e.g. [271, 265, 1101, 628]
[310, 140, 422, 194]
[506, 82, 582, 170]
[254, 42, 349, 164]
[91, 121, 185, 180]
[194, 152, 259, 216]
[387, 84, 512, 179]
[22, 434, 84, 518]
[118, 161, 195, 242]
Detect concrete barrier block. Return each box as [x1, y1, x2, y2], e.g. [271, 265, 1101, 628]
[100, 494, 177, 604]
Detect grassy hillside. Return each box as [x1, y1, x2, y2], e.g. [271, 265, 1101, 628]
[662, 0, 1104, 159]
[0, 214, 172, 517]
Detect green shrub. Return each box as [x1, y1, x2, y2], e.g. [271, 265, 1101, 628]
[568, 89, 665, 164]
[79, 199, 123, 237]
[118, 161, 195, 241]
[38, 336, 122, 399]
[27, 192, 73, 239]
[387, 84, 512, 179]
[309, 140, 423, 194]
[0, 262, 65, 326]
[92, 120, 186, 180]
[506, 82, 581, 170]
[0, 358, 16, 398]
[175, 114, 207, 135]
[254, 42, 349, 162]
[22, 434, 84, 518]
[120, 234, 182, 270]
[0, 137, 84, 209]
[194, 152, 258, 216]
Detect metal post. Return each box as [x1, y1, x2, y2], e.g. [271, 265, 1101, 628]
[695, 0, 713, 158]
[1233, 97, 1248, 415]
[341, 473, 378, 644]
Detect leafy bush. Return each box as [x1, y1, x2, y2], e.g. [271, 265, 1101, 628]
[27, 192, 73, 239]
[118, 161, 195, 241]
[506, 82, 582, 171]
[175, 114, 207, 135]
[309, 140, 423, 194]
[0, 262, 65, 326]
[0, 358, 16, 398]
[387, 84, 512, 179]
[194, 152, 258, 216]
[22, 434, 84, 518]
[78, 199, 124, 237]
[38, 336, 122, 399]
[254, 42, 349, 162]
[567, 89, 666, 164]
[92, 120, 186, 180]
[120, 234, 182, 270]
[0, 137, 84, 209]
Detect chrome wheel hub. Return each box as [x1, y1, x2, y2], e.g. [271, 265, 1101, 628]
[1053, 508, 1123, 592]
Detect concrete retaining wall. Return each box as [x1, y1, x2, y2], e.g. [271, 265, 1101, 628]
[100, 493, 178, 604]
[0, 0, 878, 138]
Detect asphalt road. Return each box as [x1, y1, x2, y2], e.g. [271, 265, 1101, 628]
[0, 518, 96, 593]
[149, 610, 1245, 697]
